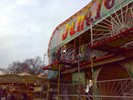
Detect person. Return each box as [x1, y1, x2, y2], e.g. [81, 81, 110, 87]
[1, 89, 8, 100]
[0, 87, 3, 99]
[85, 79, 93, 100]
[7, 94, 15, 100]
[20, 93, 28, 100]
[52, 51, 57, 62]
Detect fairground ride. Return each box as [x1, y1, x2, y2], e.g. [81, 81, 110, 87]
[43, 0, 133, 99]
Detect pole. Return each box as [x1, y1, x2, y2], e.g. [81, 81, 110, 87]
[90, 23, 94, 99]
[78, 60, 80, 73]
[58, 64, 60, 100]
[74, 39, 76, 61]
[90, 23, 94, 79]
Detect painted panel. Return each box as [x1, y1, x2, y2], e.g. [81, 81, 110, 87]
[120, 59, 133, 78]
[49, 0, 132, 50]
[72, 72, 85, 84]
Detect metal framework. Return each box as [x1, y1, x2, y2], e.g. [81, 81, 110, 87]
[47, 78, 133, 100]
[92, 2, 133, 48]
[43, 1, 133, 100]
[44, 1, 133, 67]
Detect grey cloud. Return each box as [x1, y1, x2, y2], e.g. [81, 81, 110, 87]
[0, 0, 91, 68]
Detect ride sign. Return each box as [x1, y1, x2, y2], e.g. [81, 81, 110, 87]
[49, 0, 132, 50]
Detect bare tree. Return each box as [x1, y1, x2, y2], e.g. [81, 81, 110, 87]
[24, 56, 44, 74]
[7, 56, 44, 75]
[8, 61, 29, 74]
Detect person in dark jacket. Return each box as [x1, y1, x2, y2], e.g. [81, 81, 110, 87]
[20, 93, 28, 100]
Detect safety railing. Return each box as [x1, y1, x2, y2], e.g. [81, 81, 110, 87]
[61, 43, 92, 62]
[49, 78, 133, 100]
[44, 43, 92, 67]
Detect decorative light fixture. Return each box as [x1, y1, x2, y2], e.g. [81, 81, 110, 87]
[63, 49, 66, 53]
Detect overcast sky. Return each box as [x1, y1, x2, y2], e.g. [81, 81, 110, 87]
[0, 0, 91, 68]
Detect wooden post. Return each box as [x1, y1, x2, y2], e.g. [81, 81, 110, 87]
[46, 82, 50, 100]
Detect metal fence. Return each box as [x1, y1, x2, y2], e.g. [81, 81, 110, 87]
[49, 78, 133, 100]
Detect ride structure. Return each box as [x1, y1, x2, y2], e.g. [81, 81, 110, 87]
[43, 0, 133, 99]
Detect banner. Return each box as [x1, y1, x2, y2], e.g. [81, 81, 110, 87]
[72, 72, 85, 84]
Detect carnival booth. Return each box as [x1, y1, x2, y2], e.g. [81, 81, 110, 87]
[0, 73, 48, 100]
[43, 0, 133, 99]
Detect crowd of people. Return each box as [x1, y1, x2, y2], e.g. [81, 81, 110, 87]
[0, 87, 29, 100]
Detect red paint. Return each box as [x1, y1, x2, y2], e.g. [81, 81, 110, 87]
[95, 0, 103, 19]
[104, 0, 115, 9]
[70, 22, 76, 36]
[62, 28, 69, 40]
[85, 11, 94, 26]
[77, 16, 85, 32]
